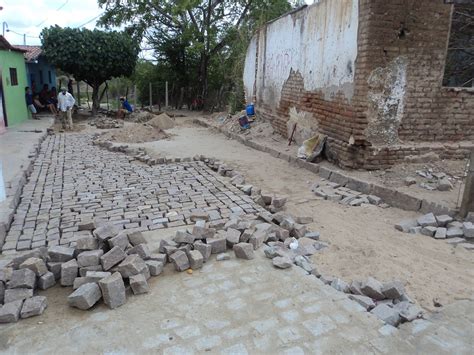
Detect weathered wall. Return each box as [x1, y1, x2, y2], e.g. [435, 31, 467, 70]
[245, 0, 474, 169]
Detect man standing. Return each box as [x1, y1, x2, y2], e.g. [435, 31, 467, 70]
[25, 87, 38, 120]
[57, 87, 75, 130]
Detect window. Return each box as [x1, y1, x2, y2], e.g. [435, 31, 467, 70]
[39, 70, 43, 85]
[48, 71, 52, 84]
[9, 68, 18, 86]
[442, 4, 474, 87]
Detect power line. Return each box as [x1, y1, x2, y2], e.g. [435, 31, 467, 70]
[7, 29, 39, 39]
[76, 13, 103, 28]
[35, 0, 70, 28]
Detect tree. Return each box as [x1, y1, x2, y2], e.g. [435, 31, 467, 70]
[98, 0, 295, 107]
[40, 26, 140, 115]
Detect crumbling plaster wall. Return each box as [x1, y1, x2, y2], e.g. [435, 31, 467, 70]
[244, 0, 359, 107]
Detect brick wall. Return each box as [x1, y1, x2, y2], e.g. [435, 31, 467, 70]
[256, 0, 473, 169]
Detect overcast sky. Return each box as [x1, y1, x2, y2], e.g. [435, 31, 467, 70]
[0, 0, 314, 47]
[1, 0, 102, 46]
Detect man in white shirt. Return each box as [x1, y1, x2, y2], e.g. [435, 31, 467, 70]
[57, 87, 75, 130]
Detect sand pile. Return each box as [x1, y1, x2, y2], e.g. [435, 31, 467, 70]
[147, 113, 175, 130]
[98, 122, 169, 143]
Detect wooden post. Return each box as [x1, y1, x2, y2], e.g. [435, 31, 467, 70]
[149, 82, 152, 112]
[165, 81, 169, 109]
[134, 84, 137, 108]
[460, 149, 474, 218]
[76, 81, 81, 106]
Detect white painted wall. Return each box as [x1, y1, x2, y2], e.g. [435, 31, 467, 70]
[243, 36, 257, 102]
[244, 0, 359, 106]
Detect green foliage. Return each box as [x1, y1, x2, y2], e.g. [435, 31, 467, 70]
[40, 26, 140, 114]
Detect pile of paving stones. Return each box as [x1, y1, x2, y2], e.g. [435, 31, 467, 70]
[90, 117, 123, 129]
[395, 213, 474, 250]
[311, 181, 387, 208]
[0, 224, 165, 323]
[406, 169, 456, 191]
[263, 240, 423, 327]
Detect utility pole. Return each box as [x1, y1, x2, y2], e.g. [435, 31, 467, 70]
[133, 85, 137, 108]
[460, 149, 474, 218]
[149, 82, 152, 112]
[76, 81, 81, 106]
[165, 81, 169, 110]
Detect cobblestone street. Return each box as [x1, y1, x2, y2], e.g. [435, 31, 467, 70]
[0, 131, 472, 354]
[3, 134, 263, 252]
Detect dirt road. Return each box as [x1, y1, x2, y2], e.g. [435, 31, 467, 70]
[126, 115, 474, 311]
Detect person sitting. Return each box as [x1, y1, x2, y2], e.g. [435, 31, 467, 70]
[38, 84, 58, 116]
[49, 87, 58, 106]
[117, 96, 133, 118]
[33, 94, 57, 116]
[25, 87, 38, 120]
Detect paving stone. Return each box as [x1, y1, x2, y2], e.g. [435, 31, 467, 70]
[348, 294, 376, 310]
[190, 210, 209, 222]
[79, 265, 103, 277]
[435, 215, 453, 227]
[271, 196, 287, 209]
[169, 250, 190, 272]
[0, 300, 23, 323]
[0, 281, 4, 304]
[370, 304, 401, 326]
[61, 259, 79, 286]
[188, 250, 204, 269]
[108, 232, 130, 250]
[20, 296, 48, 319]
[421, 226, 437, 237]
[207, 237, 227, 254]
[272, 256, 292, 269]
[193, 242, 212, 262]
[395, 219, 418, 233]
[463, 222, 474, 239]
[331, 278, 350, 293]
[4, 288, 33, 303]
[48, 246, 75, 262]
[100, 246, 127, 271]
[19, 257, 48, 276]
[446, 227, 464, 239]
[417, 213, 438, 227]
[127, 243, 152, 260]
[174, 230, 195, 244]
[77, 249, 104, 267]
[117, 255, 148, 278]
[381, 281, 405, 299]
[149, 253, 167, 264]
[249, 231, 266, 250]
[233, 243, 255, 260]
[47, 262, 63, 280]
[128, 231, 147, 246]
[361, 277, 385, 300]
[145, 260, 163, 276]
[98, 272, 126, 309]
[394, 301, 423, 322]
[78, 220, 96, 231]
[434, 227, 447, 239]
[8, 269, 36, 289]
[75, 236, 99, 250]
[459, 243, 474, 250]
[38, 271, 56, 290]
[129, 273, 149, 295]
[192, 225, 216, 239]
[225, 228, 241, 248]
[93, 223, 121, 241]
[294, 255, 316, 273]
[68, 283, 102, 310]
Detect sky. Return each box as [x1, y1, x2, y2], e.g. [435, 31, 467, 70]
[0, 0, 103, 46]
[0, 0, 314, 47]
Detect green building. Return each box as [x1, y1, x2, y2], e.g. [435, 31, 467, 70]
[0, 36, 29, 130]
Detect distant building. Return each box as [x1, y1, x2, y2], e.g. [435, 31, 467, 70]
[0, 36, 28, 130]
[15, 45, 57, 94]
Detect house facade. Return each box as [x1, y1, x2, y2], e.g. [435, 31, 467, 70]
[14, 45, 57, 94]
[244, 0, 474, 169]
[0, 36, 28, 130]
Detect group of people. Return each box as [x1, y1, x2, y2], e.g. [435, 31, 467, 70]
[26, 84, 75, 130]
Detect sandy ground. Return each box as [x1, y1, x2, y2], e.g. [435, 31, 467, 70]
[102, 115, 474, 311]
[200, 112, 469, 211]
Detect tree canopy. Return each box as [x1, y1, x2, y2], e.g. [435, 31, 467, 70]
[41, 26, 140, 114]
[98, 0, 297, 110]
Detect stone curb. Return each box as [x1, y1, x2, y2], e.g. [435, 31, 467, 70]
[0, 130, 50, 248]
[192, 118, 458, 217]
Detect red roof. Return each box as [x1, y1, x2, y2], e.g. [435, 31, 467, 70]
[14, 45, 42, 62]
[0, 35, 26, 54]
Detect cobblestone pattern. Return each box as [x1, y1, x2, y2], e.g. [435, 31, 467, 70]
[3, 134, 265, 252]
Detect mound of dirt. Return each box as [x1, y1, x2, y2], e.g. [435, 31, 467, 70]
[147, 113, 175, 130]
[127, 111, 156, 123]
[98, 122, 169, 143]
